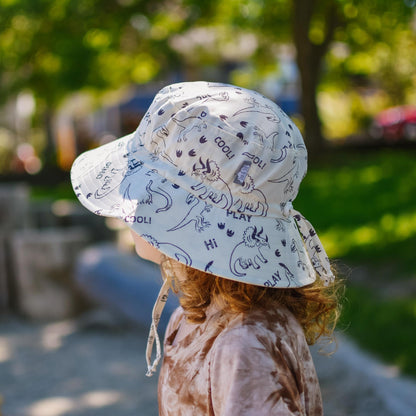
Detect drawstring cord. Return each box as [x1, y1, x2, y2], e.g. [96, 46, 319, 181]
[146, 278, 170, 377]
[283, 202, 334, 285]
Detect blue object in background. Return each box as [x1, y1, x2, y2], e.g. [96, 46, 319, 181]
[75, 244, 179, 331]
[276, 94, 299, 116]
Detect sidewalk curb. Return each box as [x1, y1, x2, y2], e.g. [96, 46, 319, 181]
[314, 334, 416, 416]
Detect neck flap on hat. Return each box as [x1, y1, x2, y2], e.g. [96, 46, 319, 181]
[144, 206, 335, 377]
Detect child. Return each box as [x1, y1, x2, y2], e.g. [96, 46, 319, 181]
[71, 81, 342, 415]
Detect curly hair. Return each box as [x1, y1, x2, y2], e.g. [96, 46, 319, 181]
[160, 256, 343, 346]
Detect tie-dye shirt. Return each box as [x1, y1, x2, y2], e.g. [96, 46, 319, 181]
[158, 304, 323, 415]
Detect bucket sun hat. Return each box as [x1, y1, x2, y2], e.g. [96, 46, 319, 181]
[71, 81, 334, 375]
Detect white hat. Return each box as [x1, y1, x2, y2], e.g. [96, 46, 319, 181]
[71, 81, 334, 373]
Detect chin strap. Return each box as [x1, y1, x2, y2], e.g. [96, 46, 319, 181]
[146, 278, 170, 377]
[282, 202, 334, 285]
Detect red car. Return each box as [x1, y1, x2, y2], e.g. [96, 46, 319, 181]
[370, 105, 416, 141]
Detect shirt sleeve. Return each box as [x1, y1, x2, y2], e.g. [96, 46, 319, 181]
[209, 326, 305, 416]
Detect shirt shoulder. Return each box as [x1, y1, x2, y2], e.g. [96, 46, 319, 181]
[164, 306, 185, 343]
[216, 306, 305, 349]
[208, 307, 321, 416]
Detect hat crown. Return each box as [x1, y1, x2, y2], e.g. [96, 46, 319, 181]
[70, 80, 334, 295]
[133, 81, 307, 218]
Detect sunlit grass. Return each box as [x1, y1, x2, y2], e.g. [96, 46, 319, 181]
[294, 149, 416, 377]
[321, 210, 416, 259]
[339, 286, 416, 377]
[295, 149, 416, 274]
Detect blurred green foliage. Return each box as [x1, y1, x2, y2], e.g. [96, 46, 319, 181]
[1, 0, 415, 125]
[187, 0, 416, 149]
[296, 150, 416, 274]
[0, 0, 184, 109]
[340, 285, 416, 377]
[295, 148, 416, 377]
[30, 181, 76, 201]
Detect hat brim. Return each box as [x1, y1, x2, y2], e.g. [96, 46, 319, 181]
[71, 133, 316, 288]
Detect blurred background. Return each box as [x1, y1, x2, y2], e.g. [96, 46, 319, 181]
[1, 0, 416, 415]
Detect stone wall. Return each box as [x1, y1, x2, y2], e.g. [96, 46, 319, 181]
[12, 228, 90, 320]
[0, 184, 30, 310]
[0, 183, 103, 319]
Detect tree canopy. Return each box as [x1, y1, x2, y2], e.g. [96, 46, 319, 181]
[1, 0, 415, 159]
[0, 0, 184, 109]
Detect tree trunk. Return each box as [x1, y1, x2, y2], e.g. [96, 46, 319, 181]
[292, 0, 340, 157]
[296, 37, 323, 155]
[43, 108, 57, 169]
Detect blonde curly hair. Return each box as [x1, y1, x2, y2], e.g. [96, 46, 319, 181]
[160, 256, 343, 346]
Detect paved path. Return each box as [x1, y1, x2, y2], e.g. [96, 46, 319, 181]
[312, 336, 416, 416]
[1, 313, 415, 416]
